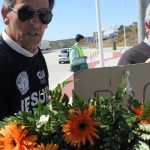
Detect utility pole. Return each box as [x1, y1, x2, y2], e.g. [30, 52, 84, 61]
[137, 0, 147, 43]
[95, 0, 104, 67]
[122, 0, 127, 51]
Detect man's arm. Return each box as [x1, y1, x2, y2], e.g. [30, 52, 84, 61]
[118, 50, 135, 65]
[0, 90, 9, 120]
[0, 60, 11, 120]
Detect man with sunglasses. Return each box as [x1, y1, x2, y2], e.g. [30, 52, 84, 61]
[0, 0, 55, 120]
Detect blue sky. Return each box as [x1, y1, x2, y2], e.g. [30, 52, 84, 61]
[0, 0, 137, 41]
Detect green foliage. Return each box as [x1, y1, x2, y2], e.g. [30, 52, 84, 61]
[130, 124, 150, 150]
[116, 24, 138, 46]
[0, 74, 150, 149]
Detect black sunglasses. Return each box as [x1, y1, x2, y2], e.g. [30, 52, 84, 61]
[10, 5, 53, 24]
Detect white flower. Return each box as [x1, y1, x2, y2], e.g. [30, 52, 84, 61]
[39, 115, 49, 125]
[36, 115, 49, 129]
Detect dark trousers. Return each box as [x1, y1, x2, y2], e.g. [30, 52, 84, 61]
[70, 62, 88, 72]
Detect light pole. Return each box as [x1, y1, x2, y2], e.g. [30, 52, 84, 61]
[137, 0, 148, 43]
[122, 0, 127, 51]
[95, 0, 104, 67]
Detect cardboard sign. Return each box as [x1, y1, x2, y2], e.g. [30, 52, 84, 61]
[74, 63, 150, 103]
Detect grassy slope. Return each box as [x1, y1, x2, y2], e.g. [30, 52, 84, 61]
[87, 24, 138, 48]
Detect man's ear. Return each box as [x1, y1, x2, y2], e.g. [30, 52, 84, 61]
[1, 7, 9, 25]
[145, 22, 150, 29]
[145, 21, 150, 35]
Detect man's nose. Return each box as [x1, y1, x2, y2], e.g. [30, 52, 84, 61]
[29, 13, 41, 24]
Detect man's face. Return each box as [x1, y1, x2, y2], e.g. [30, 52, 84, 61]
[79, 38, 85, 45]
[2, 0, 50, 52]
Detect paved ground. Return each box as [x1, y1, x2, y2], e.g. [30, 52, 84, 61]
[43, 47, 124, 89]
[61, 50, 122, 98]
[43, 47, 124, 97]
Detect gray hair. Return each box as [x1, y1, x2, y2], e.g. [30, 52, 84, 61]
[145, 3, 150, 22]
[2, 0, 14, 10]
[2, 0, 55, 10]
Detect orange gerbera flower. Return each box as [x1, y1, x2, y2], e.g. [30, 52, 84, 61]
[0, 123, 37, 150]
[63, 105, 100, 148]
[140, 117, 150, 124]
[131, 103, 144, 118]
[35, 143, 59, 150]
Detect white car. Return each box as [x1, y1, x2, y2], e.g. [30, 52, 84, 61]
[58, 48, 70, 64]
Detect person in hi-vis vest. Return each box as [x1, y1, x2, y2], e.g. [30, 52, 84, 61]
[69, 34, 88, 72]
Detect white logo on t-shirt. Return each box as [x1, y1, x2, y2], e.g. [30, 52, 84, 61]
[37, 70, 45, 80]
[16, 71, 29, 95]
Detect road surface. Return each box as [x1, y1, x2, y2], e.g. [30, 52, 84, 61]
[43, 48, 123, 89]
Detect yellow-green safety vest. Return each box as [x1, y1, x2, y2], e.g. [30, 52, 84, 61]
[69, 44, 85, 64]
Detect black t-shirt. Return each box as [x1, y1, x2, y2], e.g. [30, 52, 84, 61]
[118, 42, 150, 65]
[0, 36, 49, 120]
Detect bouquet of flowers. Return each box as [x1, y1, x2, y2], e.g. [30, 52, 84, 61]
[0, 73, 150, 150]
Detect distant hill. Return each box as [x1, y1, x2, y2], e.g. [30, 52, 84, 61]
[49, 23, 138, 49]
[102, 23, 138, 48]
